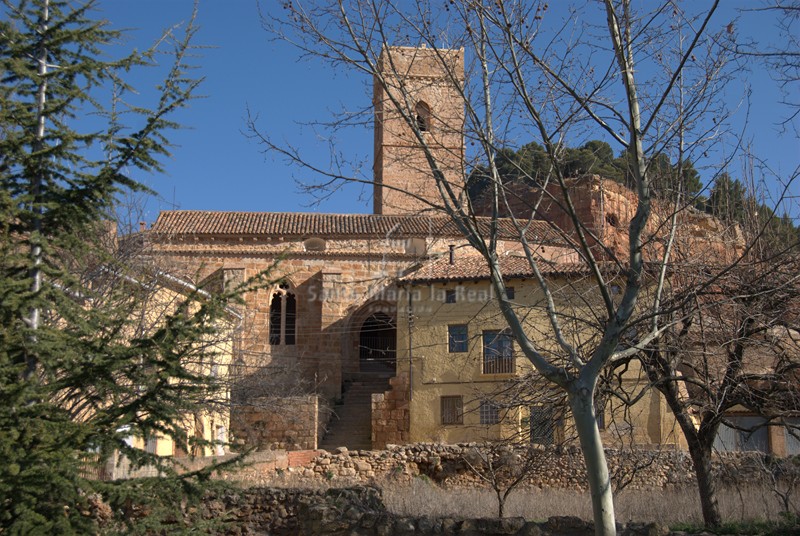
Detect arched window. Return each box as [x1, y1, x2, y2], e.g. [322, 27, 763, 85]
[269, 283, 296, 345]
[415, 101, 431, 132]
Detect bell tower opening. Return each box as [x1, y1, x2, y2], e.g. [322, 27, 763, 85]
[415, 101, 431, 132]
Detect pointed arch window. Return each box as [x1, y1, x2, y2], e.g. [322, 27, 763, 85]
[415, 101, 431, 132]
[269, 283, 296, 345]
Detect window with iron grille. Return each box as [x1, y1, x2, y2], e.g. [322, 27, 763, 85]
[480, 401, 501, 425]
[506, 286, 515, 300]
[713, 415, 770, 453]
[445, 289, 456, 303]
[441, 396, 463, 425]
[595, 401, 606, 431]
[448, 325, 468, 353]
[145, 435, 158, 454]
[530, 405, 555, 445]
[785, 418, 800, 455]
[482, 329, 514, 374]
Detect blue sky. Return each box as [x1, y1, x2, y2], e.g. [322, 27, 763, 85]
[92, 1, 799, 224]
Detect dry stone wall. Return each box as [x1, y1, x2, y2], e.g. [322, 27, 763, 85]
[198, 485, 700, 535]
[248, 443, 797, 493]
[102, 447, 798, 534]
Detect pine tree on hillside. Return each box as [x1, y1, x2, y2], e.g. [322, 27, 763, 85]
[707, 173, 748, 223]
[468, 139, 704, 204]
[706, 173, 798, 255]
[0, 1, 243, 532]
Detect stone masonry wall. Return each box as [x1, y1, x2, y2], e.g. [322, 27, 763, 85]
[231, 395, 325, 451]
[371, 373, 410, 448]
[255, 444, 795, 494]
[102, 447, 797, 534]
[198, 486, 678, 536]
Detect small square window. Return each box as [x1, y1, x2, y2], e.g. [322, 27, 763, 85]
[448, 325, 468, 353]
[445, 289, 456, 303]
[506, 287, 515, 300]
[441, 396, 463, 425]
[480, 401, 500, 425]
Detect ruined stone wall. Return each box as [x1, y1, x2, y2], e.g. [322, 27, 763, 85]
[295, 444, 694, 490]
[258, 444, 792, 494]
[371, 373, 411, 448]
[198, 486, 675, 536]
[230, 395, 325, 451]
[474, 175, 745, 264]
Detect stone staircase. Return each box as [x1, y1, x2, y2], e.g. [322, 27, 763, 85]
[319, 374, 391, 451]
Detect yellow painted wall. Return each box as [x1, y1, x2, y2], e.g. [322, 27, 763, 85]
[395, 276, 682, 448]
[120, 283, 236, 458]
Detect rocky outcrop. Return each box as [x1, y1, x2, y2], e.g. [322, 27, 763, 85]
[473, 175, 746, 265]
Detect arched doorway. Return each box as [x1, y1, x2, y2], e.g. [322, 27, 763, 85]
[359, 313, 396, 373]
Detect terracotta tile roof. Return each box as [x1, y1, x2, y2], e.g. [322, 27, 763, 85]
[151, 211, 564, 243]
[399, 254, 604, 283]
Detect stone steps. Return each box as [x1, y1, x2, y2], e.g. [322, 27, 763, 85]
[319, 376, 391, 451]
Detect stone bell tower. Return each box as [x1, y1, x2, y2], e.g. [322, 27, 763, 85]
[373, 46, 465, 215]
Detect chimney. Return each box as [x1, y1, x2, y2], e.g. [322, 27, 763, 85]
[449, 245, 455, 265]
[139, 221, 147, 233]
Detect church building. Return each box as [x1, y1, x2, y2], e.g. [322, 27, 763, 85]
[149, 46, 684, 452]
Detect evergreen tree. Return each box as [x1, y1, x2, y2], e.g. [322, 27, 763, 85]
[467, 139, 703, 203]
[467, 142, 552, 200]
[563, 140, 620, 180]
[706, 173, 799, 255]
[708, 173, 748, 222]
[0, 1, 241, 532]
[611, 147, 703, 201]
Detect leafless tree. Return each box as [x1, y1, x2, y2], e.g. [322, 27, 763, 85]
[462, 442, 549, 518]
[252, 1, 780, 533]
[628, 199, 800, 526]
[733, 1, 800, 128]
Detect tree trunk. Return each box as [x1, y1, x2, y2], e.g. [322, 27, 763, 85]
[570, 388, 616, 536]
[655, 370, 723, 529]
[686, 436, 722, 527]
[497, 491, 505, 519]
[25, 0, 49, 381]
